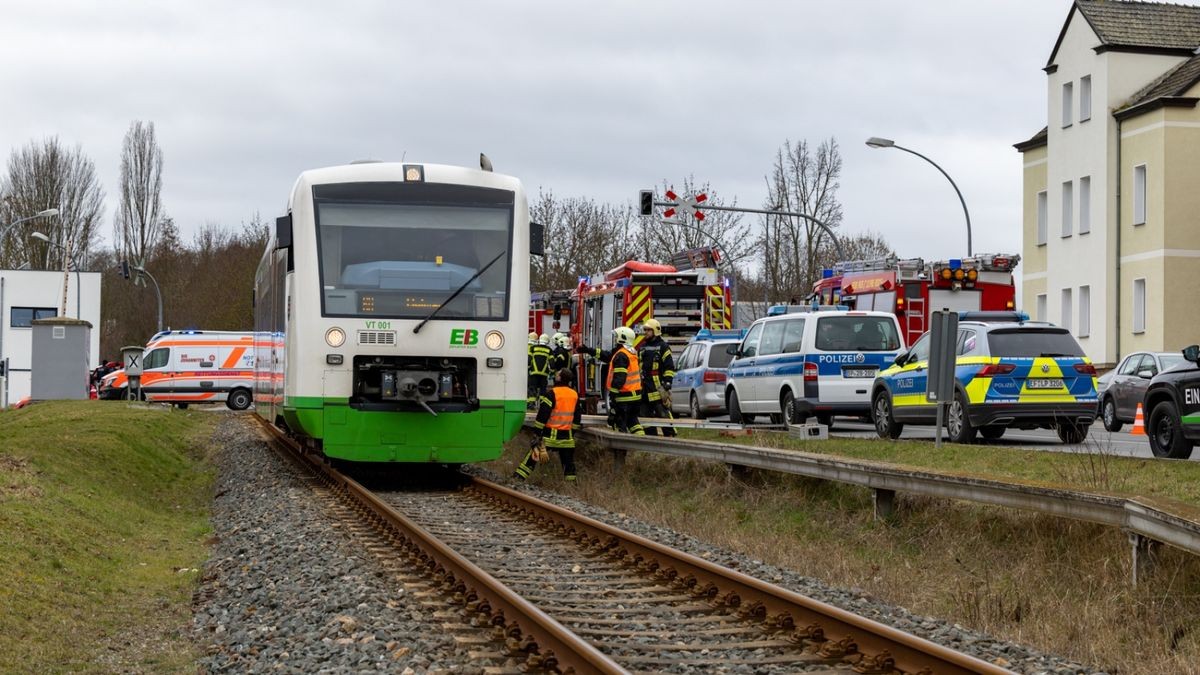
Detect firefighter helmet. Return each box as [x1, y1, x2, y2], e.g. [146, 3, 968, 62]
[538, 333, 551, 345]
[553, 332, 569, 349]
[642, 318, 662, 336]
[613, 326, 635, 346]
[528, 332, 538, 343]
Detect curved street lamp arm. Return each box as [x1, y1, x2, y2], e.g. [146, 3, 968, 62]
[669, 203, 846, 261]
[892, 144, 973, 256]
[134, 266, 164, 334]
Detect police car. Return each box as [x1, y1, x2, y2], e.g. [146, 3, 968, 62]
[671, 328, 745, 419]
[870, 312, 1098, 444]
[1143, 344, 1200, 459]
[725, 310, 905, 425]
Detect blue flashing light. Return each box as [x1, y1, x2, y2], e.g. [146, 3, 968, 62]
[577, 275, 589, 284]
[957, 310, 1030, 322]
[821, 268, 834, 279]
[692, 328, 747, 342]
[949, 258, 962, 270]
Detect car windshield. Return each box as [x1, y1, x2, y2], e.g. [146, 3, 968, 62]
[707, 344, 736, 369]
[315, 183, 514, 320]
[986, 328, 1085, 357]
[814, 316, 901, 351]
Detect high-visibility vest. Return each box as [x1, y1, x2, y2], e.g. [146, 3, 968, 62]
[530, 344, 552, 376]
[606, 346, 641, 394]
[547, 386, 578, 431]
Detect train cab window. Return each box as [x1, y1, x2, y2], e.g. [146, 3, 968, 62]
[144, 348, 170, 370]
[314, 184, 514, 320]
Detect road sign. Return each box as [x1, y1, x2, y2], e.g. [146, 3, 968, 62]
[926, 310, 959, 449]
[662, 190, 706, 222]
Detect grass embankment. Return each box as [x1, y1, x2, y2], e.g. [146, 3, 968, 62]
[0, 401, 216, 673]
[490, 431, 1200, 674]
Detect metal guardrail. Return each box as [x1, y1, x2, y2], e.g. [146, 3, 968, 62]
[581, 428, 1200, 584]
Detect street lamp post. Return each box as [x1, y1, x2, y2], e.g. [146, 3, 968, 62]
[134, 264, 164, 334]
[866, 137, 973, 256]
[31, 232, 82, 318]
[0, 208, 60, 249]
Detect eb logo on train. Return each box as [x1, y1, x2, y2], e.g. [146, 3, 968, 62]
[449, 328, 479, 347]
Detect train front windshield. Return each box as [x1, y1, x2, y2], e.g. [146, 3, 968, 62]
[314, 183, 513, 320]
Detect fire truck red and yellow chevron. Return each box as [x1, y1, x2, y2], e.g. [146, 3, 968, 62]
[883, 355, 1098, 409]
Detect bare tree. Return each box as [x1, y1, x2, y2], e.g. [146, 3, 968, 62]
[762, 137, 845, 301]
[530, 191, 633, 290]
[113, 120, 165, 266]
[0, 137, 105, 270]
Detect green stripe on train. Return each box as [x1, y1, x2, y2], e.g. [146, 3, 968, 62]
[281, 396, 526, 462]
[1184, 414, 1200, 425]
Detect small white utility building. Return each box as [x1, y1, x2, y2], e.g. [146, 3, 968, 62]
[0, 269, 101, 406]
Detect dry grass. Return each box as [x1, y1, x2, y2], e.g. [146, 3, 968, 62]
[488, 433, 1200, 674]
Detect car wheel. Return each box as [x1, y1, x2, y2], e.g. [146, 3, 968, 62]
[689, 393, 705, 420]
[728, 390, 754, 424]
[1149, 401, 1195, 459]
[227, 388, 252, 411]
[946, 391, 976, 444]
[872, 390, 903, 440]
[979, 426, 1006, 440]
[781, 390, 800, 426]
[1055, 421, 1089, 444]
[1101, 396, 1123, 432]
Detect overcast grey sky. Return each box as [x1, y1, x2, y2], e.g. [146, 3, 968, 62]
[1, 1, 1066, 263]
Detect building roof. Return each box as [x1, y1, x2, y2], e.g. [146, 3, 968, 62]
[1047, 0, 1200, 68]
[1013, 126, 1049, 152]
[1115, 53, 1200, 117]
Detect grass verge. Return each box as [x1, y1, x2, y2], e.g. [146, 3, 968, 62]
[489, 432, 1200, 674]
[0, 400, 217, 673]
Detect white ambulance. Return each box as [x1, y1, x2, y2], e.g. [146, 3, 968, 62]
[98, 330, 256, 410]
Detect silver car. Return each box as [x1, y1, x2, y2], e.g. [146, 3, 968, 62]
[1099, 351, 1189, 431]
[670, 337, 740, 419]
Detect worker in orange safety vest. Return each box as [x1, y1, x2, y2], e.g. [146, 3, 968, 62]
[514, 368, 583, 481]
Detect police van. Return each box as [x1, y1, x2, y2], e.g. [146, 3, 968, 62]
[99, 330, 256, 410]
[725, 310, 904, 426]
[1144, 344, 1200, 459]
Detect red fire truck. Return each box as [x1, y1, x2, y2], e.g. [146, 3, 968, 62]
[529, 290, 574, 338]
[809, 253, 1021, 345]
[567, 249, 733, 402]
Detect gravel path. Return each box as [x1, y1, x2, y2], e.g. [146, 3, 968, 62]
[193, 418, 475, 674]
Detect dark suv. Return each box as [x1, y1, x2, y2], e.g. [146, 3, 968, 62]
[1143, 345, 1200, 459]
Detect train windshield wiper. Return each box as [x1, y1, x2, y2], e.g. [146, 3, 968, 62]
[412, 250, 506, 334]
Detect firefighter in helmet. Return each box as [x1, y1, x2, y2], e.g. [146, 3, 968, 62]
[638, 318, 677, 437]
[528, 333, 553, 408]
[606, 326, 645, 435]
[526, 332, 539, 406]
[514, 368, 583, 482]
[550, 332, 571, 375]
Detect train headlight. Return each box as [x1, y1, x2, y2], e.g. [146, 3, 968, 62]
[484, 330, 504, 350]
[325, 327, 346, 348]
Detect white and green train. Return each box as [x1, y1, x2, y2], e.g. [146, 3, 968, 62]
[254, 160, 532, 462]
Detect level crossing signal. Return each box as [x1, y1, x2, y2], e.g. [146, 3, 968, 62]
[662, 190, 706, 222]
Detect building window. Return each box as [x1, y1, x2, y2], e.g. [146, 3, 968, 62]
[1036, 294, 1047, 322]
[9, 307, 57, 328]
[1079, 176, 1091, 234]
[1133, 278, 1146, 334]
[1079, 285, 1090, 337]
[1037, 191, 1048, 245]
[1080, 75, 1092, 121]
[1061, 288, 1072, 331]
[1062, 81, 1074, 127]
[1133, 164, 1147, 225]
[1062, 180, 1073, 237]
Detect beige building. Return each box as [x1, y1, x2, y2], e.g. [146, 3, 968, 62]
[1016, 0, 1200, 367]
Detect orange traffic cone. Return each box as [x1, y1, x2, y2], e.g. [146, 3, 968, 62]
[1131, 403, 1146, 436]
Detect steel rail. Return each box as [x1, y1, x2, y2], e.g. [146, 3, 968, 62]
[581, 428, 1200, 559]
[255, 418, 626, 675]
[471, 475, 1012, 675]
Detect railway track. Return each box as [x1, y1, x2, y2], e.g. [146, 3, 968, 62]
[256, 418, 1012, 674]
